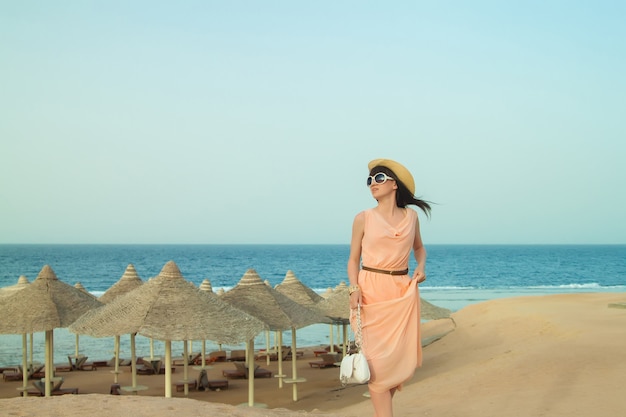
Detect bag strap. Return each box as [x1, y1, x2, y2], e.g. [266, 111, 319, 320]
[355, 304, 364, 352]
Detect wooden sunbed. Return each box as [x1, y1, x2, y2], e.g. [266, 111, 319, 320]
[309, 353, 340, 369]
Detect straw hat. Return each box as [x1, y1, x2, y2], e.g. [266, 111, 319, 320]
[368, 158, 415, 195]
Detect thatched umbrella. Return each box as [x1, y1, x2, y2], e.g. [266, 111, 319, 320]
[196, 278, 215, 368]
[72, 282, 99, 362]
[0, 265, 103, 396]
[315, 282, 351, 355]
[0, 275, 30, 297]
[421, 297, 452, 320]
[99, 264, 143, 303]
[221, 269, 330, 404]
[199, 279, 213, 293]
[275, 270, 325, 306]
[70, 261, 266, 398]
[0, 275, 34, 394]
[96, 264, 145, 384]
[274, 270, 341, 353]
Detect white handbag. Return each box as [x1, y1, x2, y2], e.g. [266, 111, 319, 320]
[339, 304, 370, 385]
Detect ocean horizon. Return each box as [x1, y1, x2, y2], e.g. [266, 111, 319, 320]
[1, 244, 624, 367]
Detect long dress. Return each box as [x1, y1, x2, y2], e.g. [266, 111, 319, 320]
[352, 207, 422, 393]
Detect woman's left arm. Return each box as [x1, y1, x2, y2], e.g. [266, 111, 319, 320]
[412, 215, 427, 283]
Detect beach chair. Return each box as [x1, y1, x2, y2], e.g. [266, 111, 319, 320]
[255, 350, 279, 361]
[75, 356, 97, 371]
[172, 352, 201, 366]
[136, 358, 156, 375]
[228, 349, 246, 361]
[254, 367, 273, 378]
[309, 353, 340, 369]
[54, 362, 73, 373]
[32, 378, 79, 396]
[222, 362, 246, 379]
[3, 370, 22, 382]
[208, 350, 227, 362]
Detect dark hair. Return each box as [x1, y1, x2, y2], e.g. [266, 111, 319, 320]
[370, 166, 432, 217]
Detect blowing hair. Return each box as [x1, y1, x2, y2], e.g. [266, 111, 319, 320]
[370, 166, 432, 218]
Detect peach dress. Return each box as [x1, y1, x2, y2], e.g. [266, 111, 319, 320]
[352, 208, 422, 393]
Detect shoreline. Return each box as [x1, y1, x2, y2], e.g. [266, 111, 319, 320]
[2, 292, 625, 416]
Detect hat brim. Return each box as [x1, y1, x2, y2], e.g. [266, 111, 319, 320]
[368, 158, 415, 195]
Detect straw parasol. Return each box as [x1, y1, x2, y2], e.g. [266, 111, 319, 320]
[197, 278, 215, 368]
[221, 269, 330, 404]
[274, 270, 325, 306]
[0, 275, 34, 394]
[315, 282, 351, 355]
[99, 264, 143, 303]
[0, 275, 30, 297]
[70, 261, 266, 397]
[274, 269, 343, 353]
[0, 265, 103, 396]
[71, 282, 99, 362]
[97, 264, 145, 383]
[420, 297, 452, 320]
[199, 278, 213, 293]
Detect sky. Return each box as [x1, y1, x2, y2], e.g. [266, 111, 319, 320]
[1, 1, 625, 245]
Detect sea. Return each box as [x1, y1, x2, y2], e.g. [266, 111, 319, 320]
[1, 244, 624, 367]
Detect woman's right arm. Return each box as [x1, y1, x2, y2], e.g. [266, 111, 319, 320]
[347, 212, 365, 308]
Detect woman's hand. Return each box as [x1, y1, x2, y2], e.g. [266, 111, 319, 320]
[413, 268, 427, 284]
[349, 290, 362, 309]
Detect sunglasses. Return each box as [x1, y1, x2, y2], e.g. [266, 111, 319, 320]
[367, 172, 395, 187]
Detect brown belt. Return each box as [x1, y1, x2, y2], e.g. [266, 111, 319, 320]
[361, 266, 409, 276]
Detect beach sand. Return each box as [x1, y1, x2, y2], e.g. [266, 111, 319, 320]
[1, 292, 624, 417]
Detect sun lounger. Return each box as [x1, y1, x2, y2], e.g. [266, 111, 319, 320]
[136, 358, 156, 375]
[254, 367, 273, 378]
[222, 362, 272, 379]
[175, 379, 197, 392]
[208, 350, 227, 362]
[3, 371, 22, 382]
[54, 363, 73, 372]
[31, 378, 79, 396]
[228, 350, 246, 361]
[74, 356, 97, 371]
[309, 353, 340, 369]
[172, 352, 201, 366]
[8, 364, 45, 380]
[197, 369, 227, 391]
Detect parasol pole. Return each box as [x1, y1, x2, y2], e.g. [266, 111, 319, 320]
[201, 339, 206, 368]
[21, 333, 28, 396]
[265, 330, 271, 366]
[130, 333, 137, 390]
[150, 338, 155, 359]
[44, 330, 52, 397]
[183, 340, 189, 396]
[343, 323, 348, 356]
[247, 338, 255, 407]
[291, 328, 298, 401]
[165, 340, 172, 398]
[113, 335, 120, 383]
[277, 331, 284, 388]
[29, 333, 34, 367]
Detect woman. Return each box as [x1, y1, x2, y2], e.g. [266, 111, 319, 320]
[347, 158, 431, 417]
